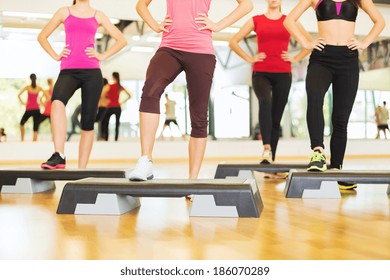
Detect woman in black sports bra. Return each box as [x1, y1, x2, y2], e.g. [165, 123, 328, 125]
[284, 0, 385, 190]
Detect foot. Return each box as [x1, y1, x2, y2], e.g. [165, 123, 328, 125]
[129, 156, 154, 181]
[260, 149, 272, 164]
[329, 167, 357, 190]
[41, 152, 66, 169]
[307, 149, 327, 172]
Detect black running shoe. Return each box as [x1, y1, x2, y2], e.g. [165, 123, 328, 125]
[307, 150, 327, 172]
[338, 181, 357, 190]
[330, 167, 357, 190]
[41, 152, 66, 169]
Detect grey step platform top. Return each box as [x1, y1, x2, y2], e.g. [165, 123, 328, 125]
[285, 170, 390, 198]
[214, 163, 314, 178]
[0, 168, 131, 187]
[57, 177, 263, 217]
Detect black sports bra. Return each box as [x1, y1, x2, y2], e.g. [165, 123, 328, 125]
[315, 0, 358, 22]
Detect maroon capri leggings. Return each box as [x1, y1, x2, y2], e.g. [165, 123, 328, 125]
[140, 47, 216, 138]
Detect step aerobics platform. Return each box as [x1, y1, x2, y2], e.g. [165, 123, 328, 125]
[214, 163, 311, 179]
[57, 177, 263, 218]
[284, 170, 390, 198]
[0, 169, 131, 194]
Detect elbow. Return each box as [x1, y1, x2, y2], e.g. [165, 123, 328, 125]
[380, 18, 386, 32]
[120, 37, 128, 49]
[228, 38, 237, 49]
[37, 32, 45, 45]
[243, 0, 253, 14]
[135, 2, 144, 16]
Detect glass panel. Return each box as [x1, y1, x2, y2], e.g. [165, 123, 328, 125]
[214, 85, 250, 138]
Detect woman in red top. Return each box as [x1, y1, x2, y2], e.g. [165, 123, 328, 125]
[18, 73, 44, 142]
[100, 72, 131, 141]
[39, 78, 54, 127]
[230, 0, 311, 164]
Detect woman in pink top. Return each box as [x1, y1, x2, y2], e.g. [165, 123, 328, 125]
[130, 0, 253, 181]
[17, 73, 43, 142]
[38, 0, 127, 169]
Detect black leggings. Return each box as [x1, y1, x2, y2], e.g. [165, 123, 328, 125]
[101, 107, 121, 141]
[306, 45, 359, 168]
[52, 69, 103, 131]
[20, 109, 42, 132]
[252, 72, 292, 161]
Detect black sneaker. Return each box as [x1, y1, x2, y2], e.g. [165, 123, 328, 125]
[41, 152, 66, 170]
[338, 181, 357, 190]
[330, 167, 357, 190]
[307, 150, 327, 172]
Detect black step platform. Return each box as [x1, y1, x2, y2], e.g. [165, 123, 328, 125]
[57, 177, 263, 218]
[284, 170, 390, 198]
[0, 169, 131, 193]
[214, 163, 310, 179]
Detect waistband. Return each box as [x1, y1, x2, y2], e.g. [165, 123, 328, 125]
[314, 45, 358, 54]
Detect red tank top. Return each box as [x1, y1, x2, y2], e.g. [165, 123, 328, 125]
[106, 84, 122, 108]
[42, 89, 53, 116]
[252, 15, 291, 73]
[26, 91, 40, 111]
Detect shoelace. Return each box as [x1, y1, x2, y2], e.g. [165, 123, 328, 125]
[262, 150, 271, 158]
[311, 152, 324, 162]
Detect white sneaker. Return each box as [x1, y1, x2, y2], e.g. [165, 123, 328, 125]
[260, 149, 272, 164]
[129, 156, 154, 181]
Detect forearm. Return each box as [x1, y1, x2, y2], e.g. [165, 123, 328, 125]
[37, 34, 59, 60]
[214, 0, 253, 32]
[284, 18, 310, 48]
[362, 20, 386, 47]
[101, 37, 127, 61]
[292, 48, 312, 63]
[229, 39, 253, 63]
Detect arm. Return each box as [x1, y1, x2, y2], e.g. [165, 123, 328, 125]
[282, 22, 313, 63]
[40, 88, 51, 106]
[347, 0, 386, 50]
[229, 18, 258, 63]
[37, 7, 70, 61]
[136, 0, 172, 33]
[86, 11, 127, 61]
[284, 0, 325, 51]
[17, 86, 27, 105]
[120, 87, 132, 105]
[196, 0, 253, 32]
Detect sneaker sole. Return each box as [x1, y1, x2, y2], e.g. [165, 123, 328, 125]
[260, 160, 271, 164]
[307, 165, 327, 172]
[129, 174, 154, 181]
[41, 164, 66, 170]
[338, 184, 357, 190]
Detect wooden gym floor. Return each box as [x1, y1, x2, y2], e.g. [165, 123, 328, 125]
[0, 159, 389, 260]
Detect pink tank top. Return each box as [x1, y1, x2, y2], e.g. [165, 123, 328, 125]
[159, 0, 214, 55]
[26, 91, 40, 111]
[61, 8, 100, 70]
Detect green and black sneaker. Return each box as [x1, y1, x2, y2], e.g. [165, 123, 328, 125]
[307, 150, 327, 172]
[330, 166, 358, 190]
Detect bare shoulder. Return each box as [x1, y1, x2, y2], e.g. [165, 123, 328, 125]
[57, 7, 70, 18]
[95, 10, 109, 24]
